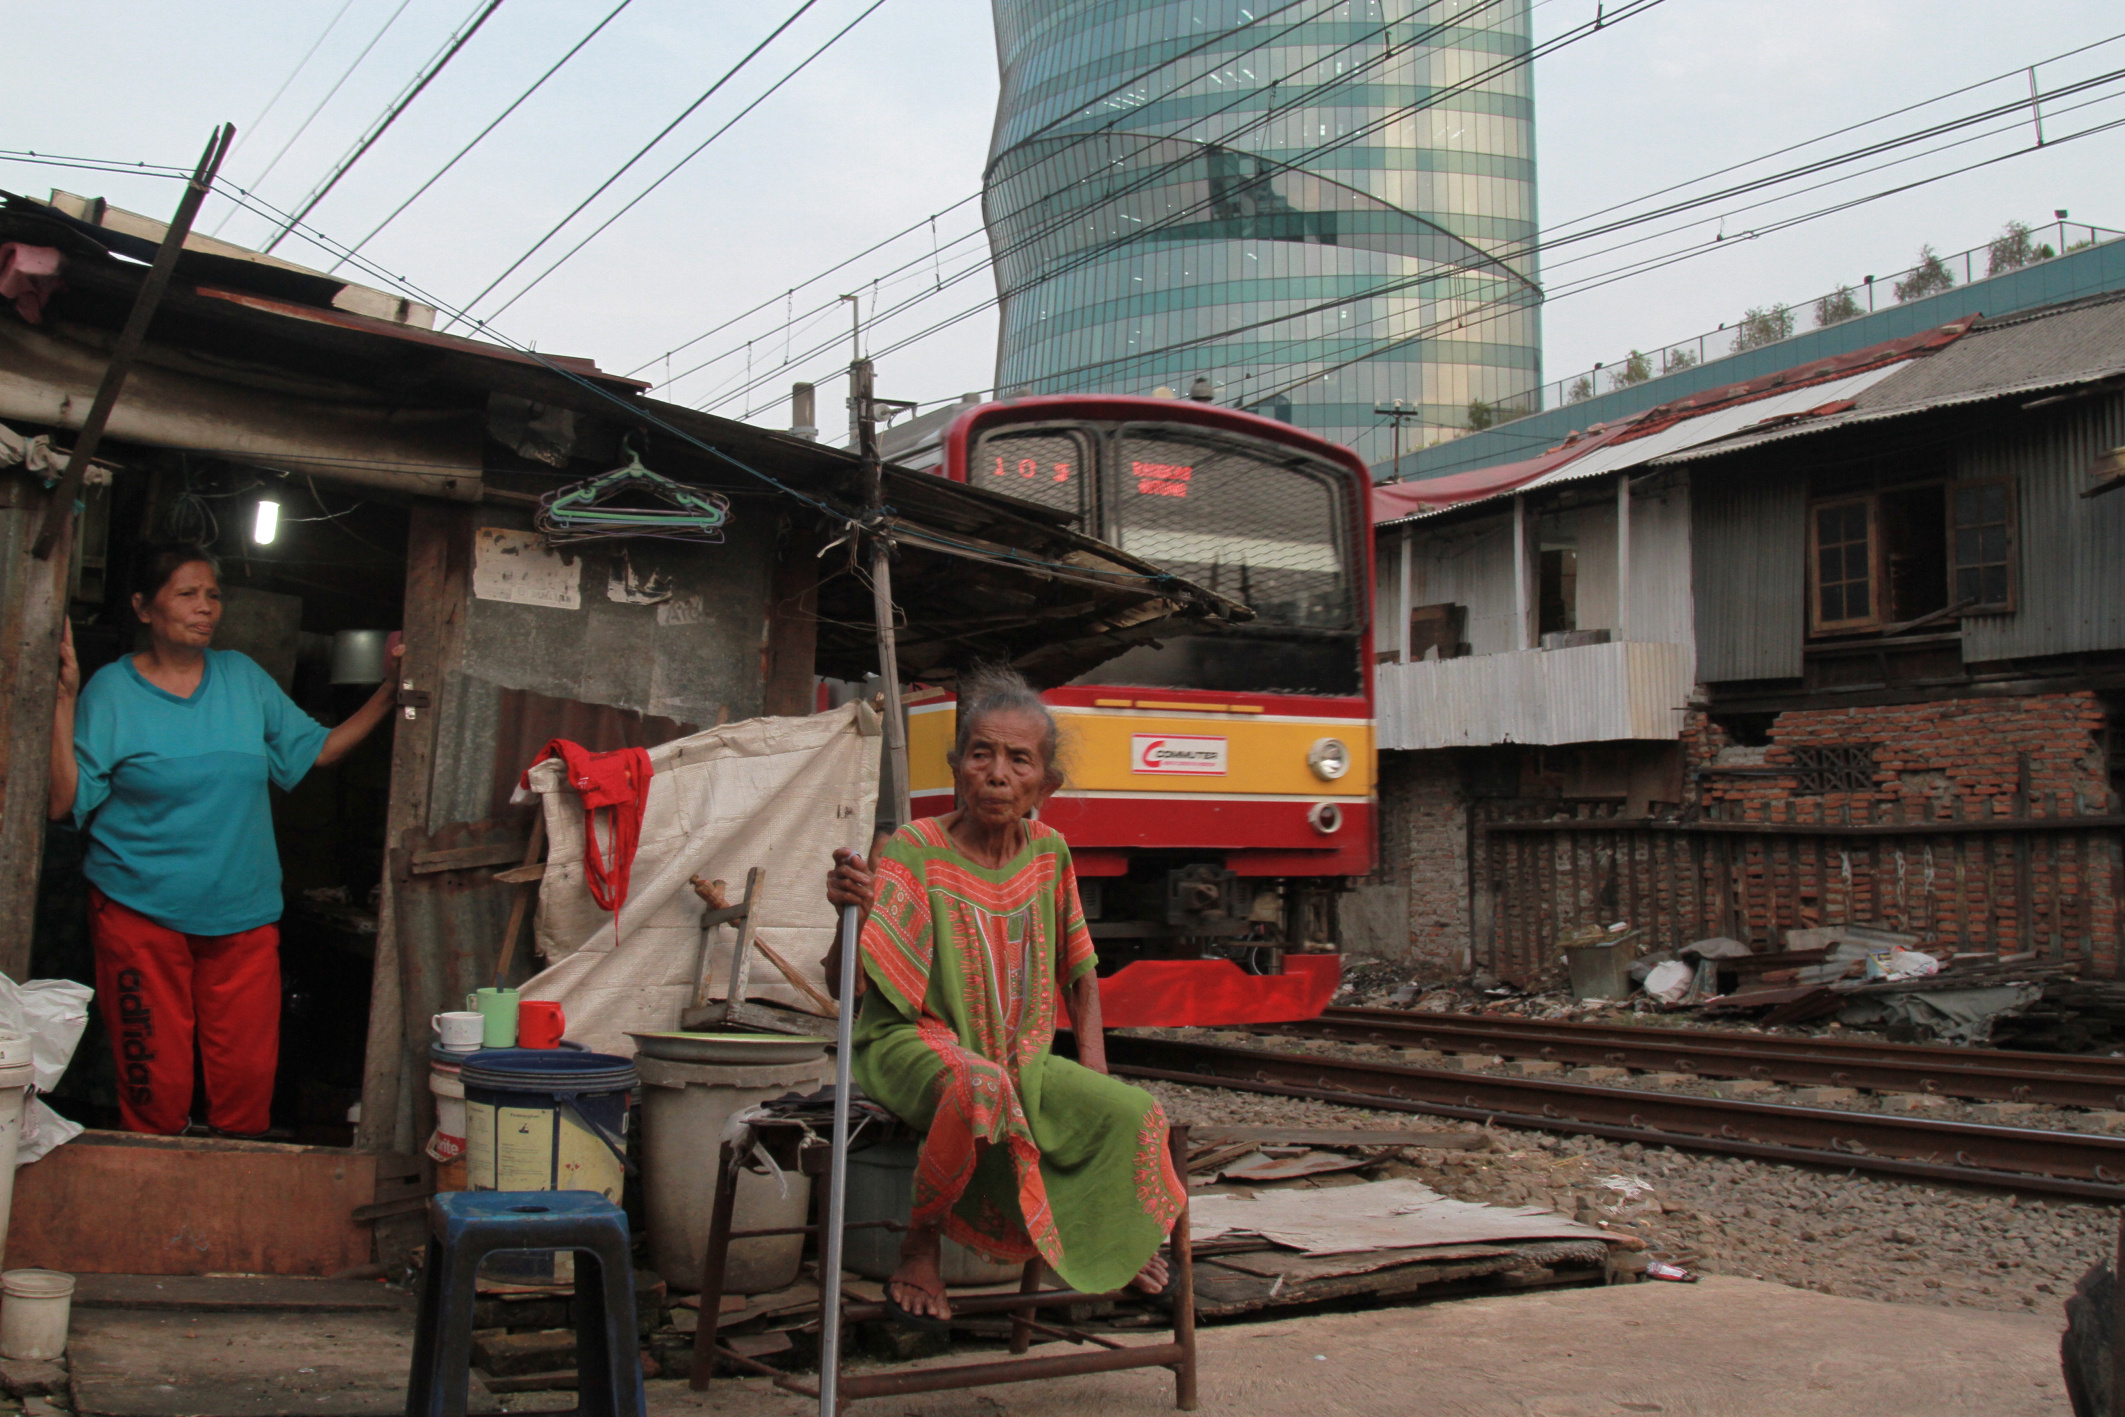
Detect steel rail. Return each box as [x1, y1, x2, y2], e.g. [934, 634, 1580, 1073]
[1105, 1034, 2125, 1202]
[1247, 1006, 2125, 1111]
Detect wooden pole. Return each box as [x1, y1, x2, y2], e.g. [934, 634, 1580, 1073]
[34, 125, 233, 560]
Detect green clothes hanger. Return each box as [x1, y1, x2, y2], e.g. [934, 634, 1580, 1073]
[534, 433, 732, 544]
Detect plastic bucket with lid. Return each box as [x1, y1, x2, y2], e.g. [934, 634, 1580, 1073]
[634, 1054, 829, 1294]
[427, 1043, 470, 1191]
[0, 1270, 74, 1360]
[0, 1035, 34, 1273]
[461, 1048, 636, 1202]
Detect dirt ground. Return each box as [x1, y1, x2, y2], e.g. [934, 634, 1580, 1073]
[646, 1276, 2071, 1417]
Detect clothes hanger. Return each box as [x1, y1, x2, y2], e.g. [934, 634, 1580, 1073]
[533, 432, 731, 544]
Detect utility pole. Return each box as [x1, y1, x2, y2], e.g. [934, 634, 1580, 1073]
[1373, 399, 1422, 482]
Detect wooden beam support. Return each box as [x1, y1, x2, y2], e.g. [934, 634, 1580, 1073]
[33, 126, 232, 560]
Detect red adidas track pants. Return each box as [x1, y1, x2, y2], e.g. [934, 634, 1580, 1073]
[88, 888, 280, 1136]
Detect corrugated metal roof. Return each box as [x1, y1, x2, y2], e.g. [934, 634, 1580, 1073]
[1654, 290, 2125, 463]
[1382, 366, 1904, 525]
[1372, 427, 1626, 526]
[1520, 367, 1903, 488]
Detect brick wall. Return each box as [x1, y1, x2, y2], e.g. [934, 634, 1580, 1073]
[1370, 751, 1470, 977]
[1688, 691, 2119, 970]
[1694, 692, 2113, 817]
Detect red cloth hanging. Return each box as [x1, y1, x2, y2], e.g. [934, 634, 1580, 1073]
[524, 740, 654, 939]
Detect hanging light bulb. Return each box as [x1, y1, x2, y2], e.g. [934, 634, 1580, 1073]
[253, 497, 280, 545]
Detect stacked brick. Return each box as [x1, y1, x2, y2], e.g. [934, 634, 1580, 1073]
[1685, 691, 2118, 972]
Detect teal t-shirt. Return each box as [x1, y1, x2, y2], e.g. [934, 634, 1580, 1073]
[72, 649, 329, 936]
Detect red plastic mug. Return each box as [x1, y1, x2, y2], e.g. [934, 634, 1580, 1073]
[517, 1000, 565, 1049]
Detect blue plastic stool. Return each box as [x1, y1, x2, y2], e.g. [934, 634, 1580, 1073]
[405, 1191, 646, 1417]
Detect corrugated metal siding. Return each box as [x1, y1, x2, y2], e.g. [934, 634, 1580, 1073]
[1693, 470, 1804, 682]
[1961, 391, 2125, 661]
[1376, 640, 1689, 749]
[1406, 510, 1520, 656]
[1628, 477, 1696, 688]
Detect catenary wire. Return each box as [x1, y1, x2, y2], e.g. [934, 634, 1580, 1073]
[332, 0, 637, 269]
[264, 0, 510, 253]
[737, 21, 2121, 417]
[634, 0, 1359, 388]
[443, 0, 827, 330]
[210, 0, 417, 236]
[963, 65, 2125, 401]
[692, 0, 1525, 413]
[715, 0, 1597, 417]
[623, 0, 1333, 378]
[225, 0, 362, 163]
[472, 0, 890, 326]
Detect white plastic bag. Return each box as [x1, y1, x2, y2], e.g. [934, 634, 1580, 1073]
[0, 976, 93, 1164]
[1643, 960, 1694, 1004]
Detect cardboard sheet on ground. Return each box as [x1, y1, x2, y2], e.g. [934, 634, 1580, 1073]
[516, 702, 880, 1058]
[1190, 1178, 1612, 1254]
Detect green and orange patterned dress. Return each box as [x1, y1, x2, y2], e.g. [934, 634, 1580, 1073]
[851, 816, 1187, 1295]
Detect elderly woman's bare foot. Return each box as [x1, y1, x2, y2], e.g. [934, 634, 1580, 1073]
[1127, 1251, 1170, 1296]
[886, 1227, 952, 1326]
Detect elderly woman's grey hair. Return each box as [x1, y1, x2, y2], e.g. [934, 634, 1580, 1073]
[948, 665, 1065, 789]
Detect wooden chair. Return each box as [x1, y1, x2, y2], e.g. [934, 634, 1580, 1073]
[688, 1116, 1198, 1412]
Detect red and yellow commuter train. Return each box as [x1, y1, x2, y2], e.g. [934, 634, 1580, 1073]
[903, 394, 1376, 1027]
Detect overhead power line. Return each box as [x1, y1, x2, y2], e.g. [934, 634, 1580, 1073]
[211, 0, 416, 235]
[714, 0, 1577, 417]
[997, 54, 2125, 401]
[264, 0, 510, 253]
[474, 0, 891, 326]
[444, 0, 829, 330]
[685, 0, 1486, 411]
[333, 0, 637, 268]
[626, 0, 1333, 381]
[226, 0, 361, 164]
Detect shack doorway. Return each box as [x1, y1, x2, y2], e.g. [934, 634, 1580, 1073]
[32, 456, 410, 1147]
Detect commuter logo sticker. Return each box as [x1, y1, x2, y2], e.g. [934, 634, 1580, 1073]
[1131, 735, 1227, 775]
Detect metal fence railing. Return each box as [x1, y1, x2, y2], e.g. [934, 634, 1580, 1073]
[1476, 221, 2123, 426]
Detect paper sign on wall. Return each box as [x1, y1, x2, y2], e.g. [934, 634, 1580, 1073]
[473, 526, 581, 609]
[1131, 734, 1227, 775]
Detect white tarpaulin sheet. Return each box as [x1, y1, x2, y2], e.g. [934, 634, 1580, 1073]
[517, 702, 880, 1058]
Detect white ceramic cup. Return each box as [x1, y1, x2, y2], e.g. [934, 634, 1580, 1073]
[432, 1011, 485, 1052]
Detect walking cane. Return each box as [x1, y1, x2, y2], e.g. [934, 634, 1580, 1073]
[816, 899, 862, 1416]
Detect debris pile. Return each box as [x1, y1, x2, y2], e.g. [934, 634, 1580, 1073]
[1343, 921, 2112, 1049]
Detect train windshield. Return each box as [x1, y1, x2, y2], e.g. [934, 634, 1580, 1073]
[1109, 425, 1351, 631]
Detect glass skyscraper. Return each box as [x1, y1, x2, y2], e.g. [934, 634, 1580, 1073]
[984, 0, 1541, 469]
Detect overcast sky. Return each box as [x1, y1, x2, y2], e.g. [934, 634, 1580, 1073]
[8, 0, 2123, 437]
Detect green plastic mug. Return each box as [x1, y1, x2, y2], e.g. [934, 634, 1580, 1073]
[465, 988, 520, 1049]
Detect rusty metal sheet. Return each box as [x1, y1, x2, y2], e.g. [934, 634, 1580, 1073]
[485, 686, 695, 818]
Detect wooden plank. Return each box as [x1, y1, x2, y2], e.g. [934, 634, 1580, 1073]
[761, 517, 821, 717]
[407, 838, 531, 876]
[6, 1131, 377, 1276]
[73, 1274, 412, 1311]
[0, 496, 70, 980]
[356, 503, 465, 1154]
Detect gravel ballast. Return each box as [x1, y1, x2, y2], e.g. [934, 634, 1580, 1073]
[1143, 1077, 2115, 1315]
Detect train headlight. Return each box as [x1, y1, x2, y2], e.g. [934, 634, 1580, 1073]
[1307, 801, 1343, 835]
[1307, 737, 1351, 781]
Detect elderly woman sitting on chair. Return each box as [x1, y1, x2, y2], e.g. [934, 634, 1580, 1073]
[824, 668, 1185, 1328]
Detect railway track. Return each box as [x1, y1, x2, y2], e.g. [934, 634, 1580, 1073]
[1251, 1006, 2125, 1111]
[1103, 1032, 2125, 1203]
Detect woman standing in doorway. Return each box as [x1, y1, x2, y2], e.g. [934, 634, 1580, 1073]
[47, 545, 400, 1137]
